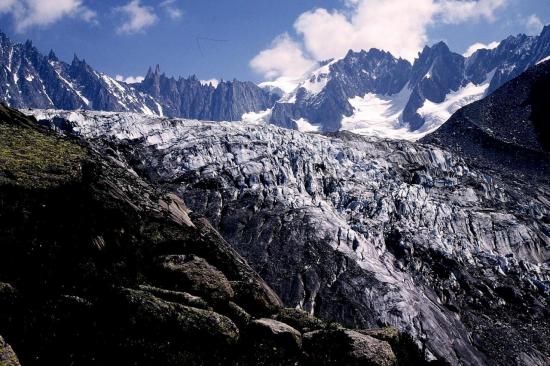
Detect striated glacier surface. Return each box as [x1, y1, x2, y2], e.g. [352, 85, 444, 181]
[28, 109, 550, 366]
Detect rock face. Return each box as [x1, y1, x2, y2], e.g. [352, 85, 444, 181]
[269, 26, 550, 134]
[0, 31, 274, 121]
[0, 34, 161, 114]
[137, 65, 278, 121]
[0, 104, 423, 366]
[31, 106, 550, 366]
[270, 48, 412, 131]
[421, 59, 550, 178]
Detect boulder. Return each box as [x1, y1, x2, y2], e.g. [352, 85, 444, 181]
[303, 329, 397, 366]
[116, 288, 239, 346]
[153, 255, 234, 302]
[231, 280, 281, 317]
[138, 285, 211, 310]
[357, 327, 425, 366]
[273, 308, 328, 333]
[248, 318, 302, 351]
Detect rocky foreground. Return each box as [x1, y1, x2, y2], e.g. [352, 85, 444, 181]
[28, 105, 550, 366]
[0, 105, 438, 366]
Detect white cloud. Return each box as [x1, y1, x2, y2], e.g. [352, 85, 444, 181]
[115, 74, 145, 84]
[295, 0, 438, 62]
[200, 79, 219, 87]
[250, 33, 317, 80]
[526, 14, 544, 34]
[116, 0, 157, 35]
[0, 0, 96, 32]
[160, 0, 182, 20]
[251, 0, 508, 80]
[0, 0, 16, 13]
[438, 0, 506, 23]
[463, 41, 500, 57]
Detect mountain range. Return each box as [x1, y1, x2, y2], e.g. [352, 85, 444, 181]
[0, 32, 275, 122]
[2, 27, 550, 138]
[267, 26, 550, 137]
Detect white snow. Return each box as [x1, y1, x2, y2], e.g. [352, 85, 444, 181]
[242, 109, 272, 125]
[259, 76, 302, 95]
[6, 49, 13, 72]
[340, 84, 416, 140]
[340, 69, 496, 140]
[25, 74, 34, 82]
[417, 69, 495, 133]
[425, 65, 433, 80]
[536, 55, 550, 65]
[200, 79, 219, 87]
[295, 118, 321, 133]
[301, 75, 328, 95]
[299, 62, 332, 95]
[155, 101, 164, 117]
[50, 63, 90, 106]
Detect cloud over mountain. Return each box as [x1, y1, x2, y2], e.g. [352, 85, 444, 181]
[0, 0, 96, 32]
[252, 0, 508, 81]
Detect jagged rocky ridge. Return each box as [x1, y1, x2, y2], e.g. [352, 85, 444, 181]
[0, 31, 274, 121]
[30, 100, 550, 365]
[268, 26, 550, 135]
[421, 60, 550, 178]
[0, 104, 436, 366]
[137, 65, 279, 121]
[0, 33, 162, 114]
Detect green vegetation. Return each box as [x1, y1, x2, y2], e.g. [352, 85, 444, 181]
[0, 122, 86, 189]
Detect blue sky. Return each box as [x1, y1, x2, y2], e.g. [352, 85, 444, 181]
[0, 0, 548, 83]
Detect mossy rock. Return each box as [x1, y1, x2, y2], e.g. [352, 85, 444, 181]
[116, 288, 240, 345]
[248, 318, 302, 351]
[357, 327, 427, 366]
[0, 106, 86, 189]
[231, 280, 281, 317]
[273, 308, 328, 333]
[153, 255, 234, 302]
[138, 285, 211, 310]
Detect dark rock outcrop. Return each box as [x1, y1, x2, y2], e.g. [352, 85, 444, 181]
[421, 59, 550, 178]
[0, 34, 161, 114]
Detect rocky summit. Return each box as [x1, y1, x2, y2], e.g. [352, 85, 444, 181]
[268, 26, 550, 135]
[0, 104, 435, 366]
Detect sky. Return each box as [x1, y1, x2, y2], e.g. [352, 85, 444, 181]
[0, 0, 548, 83]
